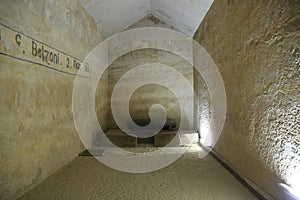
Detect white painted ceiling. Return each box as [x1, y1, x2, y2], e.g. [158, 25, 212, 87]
[79, 0, 214, 38]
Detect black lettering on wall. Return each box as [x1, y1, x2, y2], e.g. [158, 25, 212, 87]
[31, 40, 60, 66]
[66, 57, 70, 68]
[15, 34, 21, 46]
[0, 22, 92, 77]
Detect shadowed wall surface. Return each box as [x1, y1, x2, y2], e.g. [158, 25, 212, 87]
[0, 1, 106, 199]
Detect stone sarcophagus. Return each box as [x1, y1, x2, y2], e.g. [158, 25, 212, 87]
[127, 118, 177, 131]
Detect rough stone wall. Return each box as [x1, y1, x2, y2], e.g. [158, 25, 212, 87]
[107, 16, 194, 130]
[194, 0, 300, 199]
[0, 0, 105, 199]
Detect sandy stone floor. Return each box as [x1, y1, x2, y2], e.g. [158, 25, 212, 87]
[19, 145, 257, 200]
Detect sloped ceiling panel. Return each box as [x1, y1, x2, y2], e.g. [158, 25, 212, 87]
[79, 0, 150, 37]
[150, 0, 214, 36]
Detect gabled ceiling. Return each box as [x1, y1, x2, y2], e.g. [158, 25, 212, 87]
[79, 0, 214, 38]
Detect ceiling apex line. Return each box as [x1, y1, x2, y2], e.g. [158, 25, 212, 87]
[79, 0, 214, 38]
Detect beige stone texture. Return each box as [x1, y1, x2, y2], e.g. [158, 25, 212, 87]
[106, 16, 195, 131]
[194, 0, 300, 199]
[0, 0, 106, 199]
[107, 48, 194, 130]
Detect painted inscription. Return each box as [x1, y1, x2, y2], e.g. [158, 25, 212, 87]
[0, 23, 90, 76]
[32, 41, 60, 65]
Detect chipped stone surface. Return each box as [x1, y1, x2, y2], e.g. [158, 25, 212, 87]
[194, 0, 300, 199]
[0, 0, 105, 199]
[127, 15, 175, 30]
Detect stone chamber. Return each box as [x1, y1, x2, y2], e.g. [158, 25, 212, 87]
[0, 0, 299, 200]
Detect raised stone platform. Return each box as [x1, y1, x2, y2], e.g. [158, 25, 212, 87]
[105, 129, 137, 147]
[103, 129, 198, 147]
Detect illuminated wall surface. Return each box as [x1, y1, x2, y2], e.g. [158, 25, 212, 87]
[0, 1, 106, 199]
[194, 0, 300, 199]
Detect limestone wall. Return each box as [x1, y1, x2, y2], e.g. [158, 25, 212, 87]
[107, 16, 195, 130]
[194, 0, 300, 199]
[107, 49, 194, 130]
[0, 0, 105, 199]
